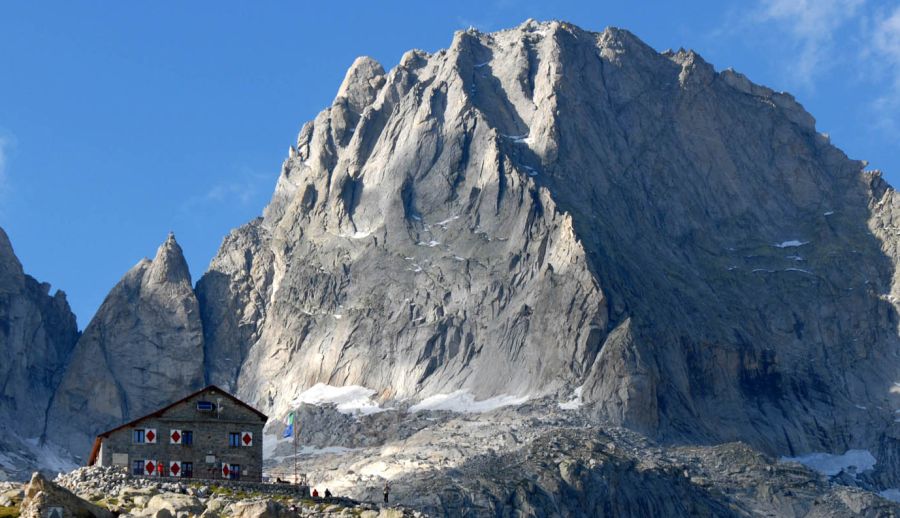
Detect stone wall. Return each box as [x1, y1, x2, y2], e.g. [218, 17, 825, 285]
[96, 387, 265, 482]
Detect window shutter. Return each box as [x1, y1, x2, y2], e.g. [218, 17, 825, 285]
[241, 431, 253, 447]
[221, 463, 230, 479]
[144, 460, 156, 476]
[170, 429, 182, 444]
[169, 460, 181, 477]
[145, 428, 157, 444]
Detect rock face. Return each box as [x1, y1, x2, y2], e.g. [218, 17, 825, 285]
[198, 19, 900, 471]
[0, 227, 79, 478]
[196, 220, 273, 391]
[46, 233, 205, 458]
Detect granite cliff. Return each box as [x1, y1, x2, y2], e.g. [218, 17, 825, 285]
[200, 20, 900, 467]
[0, 228, 79, 480]
[46, 233, 206, 456]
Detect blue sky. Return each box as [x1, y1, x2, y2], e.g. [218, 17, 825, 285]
[1, 1, 898, 326]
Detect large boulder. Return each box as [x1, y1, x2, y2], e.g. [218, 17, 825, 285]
[0, 484, 22, 507]
[138, 493, 204, 517]
[225, 500, 284, 518]
[19, 472, 111, 518]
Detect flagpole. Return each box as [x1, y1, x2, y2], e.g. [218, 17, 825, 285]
[293, 412, 298, 485]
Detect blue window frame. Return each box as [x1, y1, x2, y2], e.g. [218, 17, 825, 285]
[132, 460, 143, 475]
[182, 430, 193, 446]
[230, 464, 241, 480]
[228, 432, 241, 447]
[133, 429, 145, 444]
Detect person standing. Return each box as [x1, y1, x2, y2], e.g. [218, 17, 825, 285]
[383, 481, 390, 504]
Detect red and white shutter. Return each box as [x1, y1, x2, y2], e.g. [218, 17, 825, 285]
[241, 431, 253, 447]
[145, 428, 157, 444]
[170, 429, 182, 444]
[169, 461, 181, 477]
[221, 463, 231, 479]
[144, 460, 156, 476]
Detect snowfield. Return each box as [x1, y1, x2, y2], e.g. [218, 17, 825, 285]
[291, 383, 385, 415]
[781, 449, 876, 477]
[409, 390, 530, 413]
[559, 386, 584, 410]
[774, 240, 809, 248]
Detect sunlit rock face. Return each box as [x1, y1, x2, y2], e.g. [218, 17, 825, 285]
[197, 19, 900, 471]
[46, 233, 205, 459]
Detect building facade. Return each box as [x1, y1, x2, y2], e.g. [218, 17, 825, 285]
[87, 385, 267, 482]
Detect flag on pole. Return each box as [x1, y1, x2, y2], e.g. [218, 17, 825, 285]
[282, 412, 294, 438]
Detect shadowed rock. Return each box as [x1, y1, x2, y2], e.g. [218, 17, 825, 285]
[0, 227, 79, 479]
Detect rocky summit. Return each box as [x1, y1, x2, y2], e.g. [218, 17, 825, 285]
[47, 233, 207, 457]
[3, 18, 900, 517]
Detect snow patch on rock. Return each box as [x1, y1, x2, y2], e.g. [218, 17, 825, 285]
[342, 229, 372, 239]
[559, 386, 584, 410]
[774, 240, 809, 248]
[780, 449, 876, 477]
[292, 384, 385, 415]
[409, 390, 530, 413]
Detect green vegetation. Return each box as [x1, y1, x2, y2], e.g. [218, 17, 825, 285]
[208, 485, 234, 497]
[205, 484, 272, 501]
[0, 507, 19, 518]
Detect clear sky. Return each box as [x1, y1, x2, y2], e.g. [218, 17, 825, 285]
[1, 1, 898, 326]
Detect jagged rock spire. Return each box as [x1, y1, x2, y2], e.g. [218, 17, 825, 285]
[46, 232, 205, 456]
[145, 231, 191, 285]
[335, 56, 385, 114]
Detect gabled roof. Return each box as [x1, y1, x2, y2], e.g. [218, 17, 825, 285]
[87, 385, 268, 465]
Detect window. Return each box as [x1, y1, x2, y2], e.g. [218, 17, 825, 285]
[228, 432, 241, 447]
[183, 462, 193, 478]
[132, 460, 144, 476]
[230, 464, 241, 480]
[182, 430, 193, 446]
[133, 429, 145, 444]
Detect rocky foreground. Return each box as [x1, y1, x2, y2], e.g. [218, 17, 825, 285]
[264, 400, 900, 517]
[0, 467, 421, 518]
[2, 410, 899, 518]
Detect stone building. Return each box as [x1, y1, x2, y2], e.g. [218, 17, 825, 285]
[87, 385, 267, 482]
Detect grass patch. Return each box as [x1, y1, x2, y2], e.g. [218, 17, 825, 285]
[0, 506, 19, 518]
[209, 486, 235, 497]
